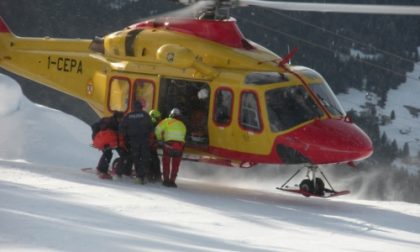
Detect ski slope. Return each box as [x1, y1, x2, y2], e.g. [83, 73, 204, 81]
[1, 74, 420, 251]
[338, 52, 420, 174]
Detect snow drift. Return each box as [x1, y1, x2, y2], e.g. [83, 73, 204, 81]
[0, 73, 97, 168]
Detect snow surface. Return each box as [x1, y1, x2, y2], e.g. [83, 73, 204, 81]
[1, 74, 420, 251]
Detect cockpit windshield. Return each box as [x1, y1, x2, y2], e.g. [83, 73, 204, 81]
[266, 86, 323, 132]
[308, 82, 345, 117]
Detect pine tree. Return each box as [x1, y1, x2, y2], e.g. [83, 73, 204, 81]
[380, 132, 388, 146]
[390, 140, 399, 160]
[402, 142, 410, 158]
[390, 110, 396, 120]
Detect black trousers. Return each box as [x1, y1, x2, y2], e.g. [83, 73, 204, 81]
[97, 148, 113, 173]
[129, 142, 150, 178]
[114, 149, 132, 176]
[149, 148, 161, 178]
[97, 147, 128, 173]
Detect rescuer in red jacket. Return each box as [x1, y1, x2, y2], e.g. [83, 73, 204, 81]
[91, 111, 126, 179]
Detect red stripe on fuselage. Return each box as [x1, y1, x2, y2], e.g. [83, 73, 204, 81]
[196, 118, 372, 166]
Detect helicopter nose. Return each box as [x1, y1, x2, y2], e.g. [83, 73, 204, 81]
[276, 118, 373, 164]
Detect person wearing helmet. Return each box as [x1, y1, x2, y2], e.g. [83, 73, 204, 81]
[120, 100, 153, 184]
[149, 109, 161, 125]
[154, 108, 187, 188]
[148, 109, 162, 182]
[91, 111, 127, 179]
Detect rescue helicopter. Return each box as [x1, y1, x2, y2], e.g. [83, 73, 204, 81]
[1, 0, 419, 197]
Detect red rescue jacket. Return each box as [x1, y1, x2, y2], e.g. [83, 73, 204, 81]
[92, 129, 125, 150]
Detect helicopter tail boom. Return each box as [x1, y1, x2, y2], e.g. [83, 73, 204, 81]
[0, 17, 106, 103]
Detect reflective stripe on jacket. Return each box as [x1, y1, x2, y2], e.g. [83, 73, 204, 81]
[155, 118, 186, 143]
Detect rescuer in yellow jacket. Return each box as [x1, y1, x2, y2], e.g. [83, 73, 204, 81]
[155, 108, 187, 188]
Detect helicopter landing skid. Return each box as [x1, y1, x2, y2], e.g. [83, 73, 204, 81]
[277, 165, 350, 198]
[276, 187, 350, 198]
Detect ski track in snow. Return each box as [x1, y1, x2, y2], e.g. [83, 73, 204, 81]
[1, 162, 420, 252]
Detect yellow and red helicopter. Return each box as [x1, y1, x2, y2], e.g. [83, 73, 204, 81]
[1, 0, 419, 197]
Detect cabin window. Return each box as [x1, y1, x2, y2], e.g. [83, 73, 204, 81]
[134, 79, 154, 112]
[213, 88, 233, 126]
[240, 91, 262, 131]
[109, 77, 130, 112]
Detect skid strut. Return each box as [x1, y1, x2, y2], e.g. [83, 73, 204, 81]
[277, 165, 350, 198]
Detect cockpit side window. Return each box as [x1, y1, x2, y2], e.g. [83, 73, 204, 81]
[266, 86, 322, 132]
[309, 83, 345, 117]
[240, 91, 262, 132]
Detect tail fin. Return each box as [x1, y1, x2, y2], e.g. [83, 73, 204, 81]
[0, 17, 13, 63]
[0, 16, 11, 33]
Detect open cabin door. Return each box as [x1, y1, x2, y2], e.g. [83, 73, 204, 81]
[158, 78, 210, 147]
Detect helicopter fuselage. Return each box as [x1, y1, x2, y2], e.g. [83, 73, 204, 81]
[0, 16, 373, 167]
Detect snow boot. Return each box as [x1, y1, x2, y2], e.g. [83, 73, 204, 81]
[162, 180, 171, 187]
[169, 181, 177, 188]
[98, 172, 112, 180]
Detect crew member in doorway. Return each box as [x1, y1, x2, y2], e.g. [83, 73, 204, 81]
[155, 108, 187, 188]
[190, 88, 209, 143]
[120, 101, 153, 184]
[148, 109, 162, 182]
[91, 111, 126, 179]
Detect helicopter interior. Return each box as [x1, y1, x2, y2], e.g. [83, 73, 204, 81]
[158, 78, 210, 147]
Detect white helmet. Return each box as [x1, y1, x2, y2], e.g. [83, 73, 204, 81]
[169, 108, 181, 118]
[197, 88, 209, 100]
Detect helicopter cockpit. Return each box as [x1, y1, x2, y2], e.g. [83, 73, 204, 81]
[262, 68, 346, 133]
[265, 81, 346, 132]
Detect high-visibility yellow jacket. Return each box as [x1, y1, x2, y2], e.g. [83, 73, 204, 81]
[155, 117, 187, 143]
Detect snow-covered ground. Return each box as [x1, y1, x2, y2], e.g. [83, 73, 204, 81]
[338, 51, 420, 173]
[1, 74, 420, 251]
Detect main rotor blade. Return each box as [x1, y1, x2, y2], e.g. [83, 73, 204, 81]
[239, 0, 420, 15]
[147, 1, 211, 19]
